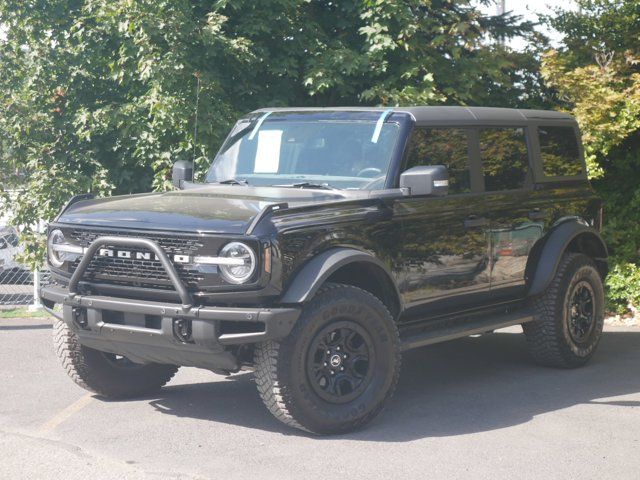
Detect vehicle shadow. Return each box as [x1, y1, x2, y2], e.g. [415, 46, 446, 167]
[148, 329, 640, 441]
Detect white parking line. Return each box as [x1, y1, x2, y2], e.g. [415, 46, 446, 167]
[38, 393, 93, 434]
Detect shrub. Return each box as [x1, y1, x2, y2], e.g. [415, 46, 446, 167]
[605, 262, 640, 315]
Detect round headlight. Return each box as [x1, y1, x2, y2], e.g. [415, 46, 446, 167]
[218, 242, 256, 284]
[47, 229, 66, 268]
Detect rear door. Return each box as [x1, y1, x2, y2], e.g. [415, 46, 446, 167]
[477, 126, 544, 300]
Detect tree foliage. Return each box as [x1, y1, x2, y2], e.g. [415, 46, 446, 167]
[541, 0, 640, 312]
[0, 0, 541, 267]
[2, 0, 638, 311]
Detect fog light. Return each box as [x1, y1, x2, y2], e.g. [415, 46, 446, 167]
[173, 318, 193, 343]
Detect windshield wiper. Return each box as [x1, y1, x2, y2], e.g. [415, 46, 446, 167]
[217, 178, 249, 186]
[277, 182, 339, 190]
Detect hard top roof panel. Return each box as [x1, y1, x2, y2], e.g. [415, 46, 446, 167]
[251, 106, 575, 126]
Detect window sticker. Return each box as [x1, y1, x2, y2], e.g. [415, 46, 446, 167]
[254, 129, 283, 173]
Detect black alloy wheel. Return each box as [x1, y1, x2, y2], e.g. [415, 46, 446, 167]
[306, 321, 375, 404]
[567, 281, 596, 344]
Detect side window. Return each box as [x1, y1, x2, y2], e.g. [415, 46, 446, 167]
[479, 127, 530, 191]
[538, 126, 583, 177]
[405, 128, 471, 195]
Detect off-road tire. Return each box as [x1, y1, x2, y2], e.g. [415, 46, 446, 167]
[523, 253, 604, 368]
[53, 318, 179, 398]
[254, 283, 401, 434]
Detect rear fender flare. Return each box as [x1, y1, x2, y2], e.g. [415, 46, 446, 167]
[527, 221, 608, 297]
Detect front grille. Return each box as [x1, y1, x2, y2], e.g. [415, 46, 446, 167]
[68, 229, 206, 290]
[69, 229, 203, 255]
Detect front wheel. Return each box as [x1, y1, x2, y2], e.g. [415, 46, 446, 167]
[254, 284, 401, 434]
[523, 253, 605, 368]
[53, 319, 179, 398]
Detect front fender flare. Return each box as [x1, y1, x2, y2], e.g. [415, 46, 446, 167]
[280, 247, 400, 306]
[528, 222, 608, 297]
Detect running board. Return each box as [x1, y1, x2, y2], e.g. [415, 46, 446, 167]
[400, 309, 535, 352]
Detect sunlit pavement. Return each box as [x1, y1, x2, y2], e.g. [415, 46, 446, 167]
[1, 317, 639, 480]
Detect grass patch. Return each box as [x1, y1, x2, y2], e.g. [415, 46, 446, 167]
[0, 307, 50, 319]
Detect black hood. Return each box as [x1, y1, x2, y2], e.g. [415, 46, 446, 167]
[58, 185, 365, 234]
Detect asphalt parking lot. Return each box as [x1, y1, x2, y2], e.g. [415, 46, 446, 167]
[1, 317, 639, 480]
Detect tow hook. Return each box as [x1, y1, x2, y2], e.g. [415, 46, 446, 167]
[72, 307, 89, 329]
[173, 318, 193, 343]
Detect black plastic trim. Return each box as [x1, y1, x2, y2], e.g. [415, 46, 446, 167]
[55, 193, 95, 221]
[528, 222, 608, 297]
[41, 283, 300, 348]
[280, 247, 402, 308]
[400, 308, 535, 351]
[245, 203, 288, 235]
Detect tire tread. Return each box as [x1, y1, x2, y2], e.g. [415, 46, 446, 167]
[254, 283, 401, 434]
[53, 318, 178, 398]
[523, 253, 603, 368]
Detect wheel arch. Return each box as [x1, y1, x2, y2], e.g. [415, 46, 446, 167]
[279, 248, 402, 320]
[526, 221, 608, 297]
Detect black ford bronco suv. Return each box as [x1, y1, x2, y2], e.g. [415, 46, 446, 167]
[41, 107, 608, 434]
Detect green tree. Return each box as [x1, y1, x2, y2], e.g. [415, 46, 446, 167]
[0, 0, 541, 267]
[541, 0, 640, 313]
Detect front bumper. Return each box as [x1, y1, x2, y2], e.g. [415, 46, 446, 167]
[41, 284, 300, 372]
[41, 233, 300, 372]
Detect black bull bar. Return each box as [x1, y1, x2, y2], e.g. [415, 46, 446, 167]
[39, 236, 300, 369]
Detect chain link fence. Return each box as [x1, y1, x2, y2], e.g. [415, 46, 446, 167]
[0, 225, 49, 307]
[0, 268, 50, 306]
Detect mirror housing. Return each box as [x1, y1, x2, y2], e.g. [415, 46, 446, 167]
[400, 165, 449, 197]
[172, 160, 193, 189]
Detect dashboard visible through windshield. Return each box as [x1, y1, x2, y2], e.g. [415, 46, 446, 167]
[205, 111, 402, 190]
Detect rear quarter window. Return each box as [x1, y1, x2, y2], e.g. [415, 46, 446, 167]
[538, 126, 583, 177]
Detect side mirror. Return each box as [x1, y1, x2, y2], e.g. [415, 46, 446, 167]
[172, 160, 193, 189]
[400, 165, 449, 196]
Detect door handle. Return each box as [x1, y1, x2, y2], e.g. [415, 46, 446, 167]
[464, 216, 488, 228]
[528, 209, 547, 221]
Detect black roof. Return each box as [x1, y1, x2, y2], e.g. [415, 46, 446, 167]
[253, 106, 575, 126]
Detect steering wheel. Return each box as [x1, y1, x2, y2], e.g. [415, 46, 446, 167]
[357, 167, 382, 178]
[362, 175, 386, 189]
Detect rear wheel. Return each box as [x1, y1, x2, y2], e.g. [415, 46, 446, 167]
[53, 318, 178, 398]
[254, 284, 401, 434]
[523, 253, 605, 368]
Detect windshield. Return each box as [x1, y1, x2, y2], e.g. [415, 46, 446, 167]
[205, 111, 401, 190]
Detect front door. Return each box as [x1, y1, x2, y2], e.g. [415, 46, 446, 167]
[396, 127, 491, 319]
